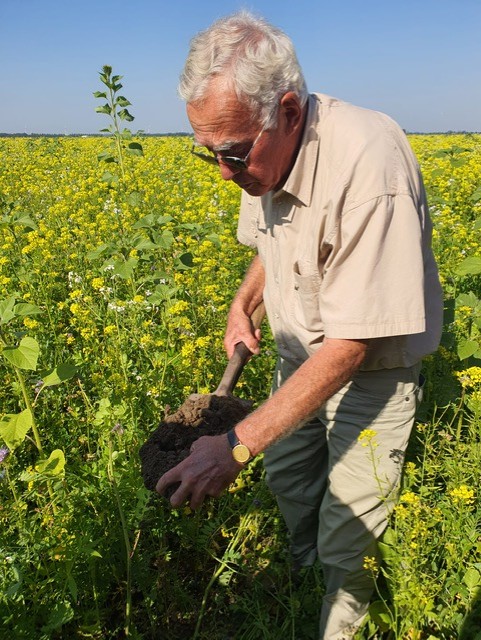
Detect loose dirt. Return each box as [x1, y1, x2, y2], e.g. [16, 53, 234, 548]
[139, 393, 252, 493]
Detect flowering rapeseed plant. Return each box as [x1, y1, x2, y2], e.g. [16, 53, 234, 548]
[0, 133, 480, 638]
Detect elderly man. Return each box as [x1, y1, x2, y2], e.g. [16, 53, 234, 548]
[156, 11, 443, 639]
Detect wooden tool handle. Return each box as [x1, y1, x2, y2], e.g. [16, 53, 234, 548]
[214, 301, 266, 396]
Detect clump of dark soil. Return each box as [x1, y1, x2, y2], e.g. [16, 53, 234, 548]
[139, 393, 252, 493]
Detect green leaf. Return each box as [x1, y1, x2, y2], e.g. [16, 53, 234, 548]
[93, 397, 111, 426]
[40, 600, 73, 633]
[116, 96, 132, 107]
[132, 214, 174, 229]
[93, 91, 107, 99]
[40, 363, 78, 388]
[10, 213, 37, 231]
[35, 449, 66, 477]
[0, 409, 32, 450]
[95, 104, 112, 115]
[2, 336, 40, 370]
[133, 238, 157, 251]
[455, 256, 481, 277]
[147, 284, 174, 304]
[471, 186, 481, 203]
[118, 108, 134, 122]
[97, 150, 116, 163]
[127, 142, 143, 156]
[13, 303, 43, 317]
[113, 257, 138, 279]
[175, 252, 194, 270]
[368, 601, 392, 632]
[205, 232, 221, 247]
[127, 191, 142, 207]
[0, 296, 17, 325]
[456, 292, 481, 309]
[458, 339, 479, 361]
[101, 171, 119, 185]
[67, 573, 78, 602]
[154, 230, 175, 249]
[463, 567, 481, 590]
[87, 243, 111, 260]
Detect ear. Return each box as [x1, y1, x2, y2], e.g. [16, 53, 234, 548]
[279, 92, 304, 135]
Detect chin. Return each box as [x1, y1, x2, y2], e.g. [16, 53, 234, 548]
[237, 182, 270, 197]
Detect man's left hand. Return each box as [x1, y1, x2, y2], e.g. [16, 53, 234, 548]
[155, 434, 242, 509]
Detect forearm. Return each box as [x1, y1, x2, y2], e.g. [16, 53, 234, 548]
[235, 337, 368, 456]
[229, 254, 265, 317]
[224, 255, 265, 357]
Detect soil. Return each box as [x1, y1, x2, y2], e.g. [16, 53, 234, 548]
[139, 393, 252, 494]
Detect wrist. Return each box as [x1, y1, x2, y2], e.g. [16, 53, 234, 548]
[227, 428, 253, 465]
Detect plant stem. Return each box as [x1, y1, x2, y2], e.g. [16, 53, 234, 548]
[13, 365, 58, 512]
[14, 366, 43, 454]
[107, 84, 125, 178]
[107, 438, 132, 636]
[456, 388, 465, 441]
[5, 464, 19, 506]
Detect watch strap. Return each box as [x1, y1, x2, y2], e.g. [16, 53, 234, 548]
[227, 428, 239, 449]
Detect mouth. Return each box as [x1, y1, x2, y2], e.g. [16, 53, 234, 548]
[234, 178, 257, 190]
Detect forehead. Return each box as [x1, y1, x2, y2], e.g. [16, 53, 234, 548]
[187, 83, 258, 147]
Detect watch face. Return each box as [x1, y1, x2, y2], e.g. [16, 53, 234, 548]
[232, 444, 250, 464]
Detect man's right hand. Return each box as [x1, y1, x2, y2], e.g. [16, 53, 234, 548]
[224, 306, 262, 358]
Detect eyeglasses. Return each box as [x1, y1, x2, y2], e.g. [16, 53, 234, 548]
[191, 124, 266, 170]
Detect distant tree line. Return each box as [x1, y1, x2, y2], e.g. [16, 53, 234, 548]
[0, 132, 192, 138]
[0, 130, 479, 139]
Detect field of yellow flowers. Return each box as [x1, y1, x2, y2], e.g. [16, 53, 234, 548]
[0, 133, 480, 639]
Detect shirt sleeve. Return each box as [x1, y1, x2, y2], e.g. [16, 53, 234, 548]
[320, 193, 427, 339]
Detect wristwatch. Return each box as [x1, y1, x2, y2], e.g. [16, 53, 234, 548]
[227, 429, 252, 464]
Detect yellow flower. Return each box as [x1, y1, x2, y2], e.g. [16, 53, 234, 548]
[456, 367, 481, 389]
[448, 484, 475, 505]
[169, 300, 189, 315]
[363, 556, 379, 574]
[139, 335, 152, 347]
[103, 324, 117, 336]
[23, 317, 39, 329]
[358, 429, 378, 447]
[400, 491, 421, 505]
[91, 277, 105, 290]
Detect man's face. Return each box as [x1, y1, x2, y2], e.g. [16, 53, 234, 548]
[187, 79, 304, 196]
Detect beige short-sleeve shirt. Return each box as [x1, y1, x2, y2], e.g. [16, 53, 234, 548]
[237, 93, 443, 370]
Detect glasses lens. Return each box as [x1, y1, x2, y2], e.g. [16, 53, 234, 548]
[219, 156, 247, 170]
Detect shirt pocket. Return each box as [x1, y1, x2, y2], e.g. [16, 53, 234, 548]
[292, 261, 324, 334]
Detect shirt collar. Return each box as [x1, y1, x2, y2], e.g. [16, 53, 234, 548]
[276, 94, 320, 207]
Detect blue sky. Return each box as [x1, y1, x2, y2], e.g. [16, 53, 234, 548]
[1, 0, 480, 134]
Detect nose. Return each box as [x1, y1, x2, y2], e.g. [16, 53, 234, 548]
[218, 160, 242, 181]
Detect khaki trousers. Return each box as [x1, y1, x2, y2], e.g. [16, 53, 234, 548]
[264, 359, 423, 640]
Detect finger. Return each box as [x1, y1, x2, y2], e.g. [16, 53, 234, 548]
[155, 467, 181, 495]
[170, 482, 195, 508]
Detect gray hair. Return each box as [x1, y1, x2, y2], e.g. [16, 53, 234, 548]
[178, 11, 308, 127]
